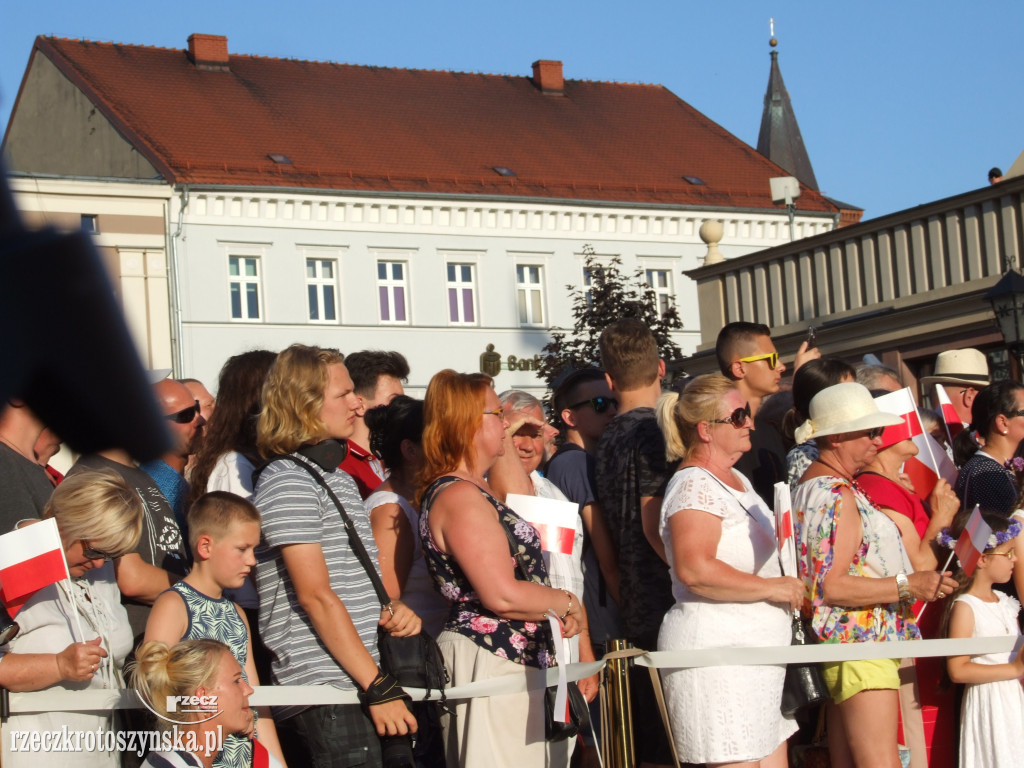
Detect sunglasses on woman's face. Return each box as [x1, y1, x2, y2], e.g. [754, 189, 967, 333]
[82, 541, 118, 561]
[568, 396, 618, 414]
[165, 400, 201, 424]
[861, 426, 885, 440]
[710, 403, 752, 428]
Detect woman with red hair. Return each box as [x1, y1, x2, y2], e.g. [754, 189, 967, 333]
[417, 370, 582, 767]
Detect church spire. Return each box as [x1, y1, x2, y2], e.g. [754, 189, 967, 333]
[756, 22, 819, 191]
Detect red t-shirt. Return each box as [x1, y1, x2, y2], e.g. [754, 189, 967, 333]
[856, 471, 930, 538]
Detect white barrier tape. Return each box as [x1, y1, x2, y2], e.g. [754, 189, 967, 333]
[635, 635, 1022, 669]
[7, 636, 1015, 714]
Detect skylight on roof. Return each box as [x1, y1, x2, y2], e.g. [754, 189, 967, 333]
[683, 175, 705, 185]
[493, 166, 517, 177]
[268, 153, 292, 164]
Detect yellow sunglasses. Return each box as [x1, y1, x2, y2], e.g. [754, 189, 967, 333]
[737, 352, 779, 370]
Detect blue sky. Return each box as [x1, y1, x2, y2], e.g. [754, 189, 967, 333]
[3, 1, 1021, 220]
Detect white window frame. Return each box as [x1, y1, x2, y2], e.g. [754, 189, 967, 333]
[445, 261, 479, 325]
[515, 263, 546, 327]
[644, 266, 675, 318]
[376, 259, 410, 324]
[306, 257, 339, 324]
[228, 255, 262, 322]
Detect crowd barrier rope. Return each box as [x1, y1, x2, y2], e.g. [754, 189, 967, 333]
[4, 634, 1018, 715]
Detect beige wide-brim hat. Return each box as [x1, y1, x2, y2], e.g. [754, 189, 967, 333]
[919, 348, 990, 388]
[794, 382, 904, 444]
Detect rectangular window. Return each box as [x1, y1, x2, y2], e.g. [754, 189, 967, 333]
[446, 263, 477, 324]
[516, 264, 544, 326]
[377, 260, 408, 323]
[306, 258, 338, 323]
[645, 268, 673, 317]
[228, 256, 261, 321]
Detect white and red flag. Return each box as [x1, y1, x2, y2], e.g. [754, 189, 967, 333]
[954, 505, 992, 577]
[0, 518, 69, 616]
[773, 482, 797, 577]
[935, 384, 966, 441]
[505, 494, 577, 555]
[874, 387, 957, 500]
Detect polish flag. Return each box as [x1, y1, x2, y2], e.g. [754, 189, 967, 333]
[0, 518, 69, 616]
[874, 388, 957, 500]
[506, 494, 578, 555]
[935, 384, 966, 441]
[954, 505, 992, 577]
[773, 482, 797, 577]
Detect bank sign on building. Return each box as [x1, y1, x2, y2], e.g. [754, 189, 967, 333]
[4, 34, 853, 392]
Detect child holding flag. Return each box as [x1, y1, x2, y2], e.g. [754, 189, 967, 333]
[941, 508, 1024, 767]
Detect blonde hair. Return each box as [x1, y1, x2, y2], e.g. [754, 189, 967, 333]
[130, 639, 231, 727]
[659, 373, 738, 462]
[186, 491, 261, 554]
[257, 344, 344, 457]
[46, 469, 143, 557]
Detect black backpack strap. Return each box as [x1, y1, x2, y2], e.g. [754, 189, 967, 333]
[267, 454, 391, 607]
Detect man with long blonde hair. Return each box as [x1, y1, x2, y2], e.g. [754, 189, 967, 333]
[253, 343, 420, 767]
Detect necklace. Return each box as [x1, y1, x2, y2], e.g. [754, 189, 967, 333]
[815, 457, 853, 482]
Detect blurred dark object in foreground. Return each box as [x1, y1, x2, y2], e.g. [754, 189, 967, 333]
[0, 164, 170, 461]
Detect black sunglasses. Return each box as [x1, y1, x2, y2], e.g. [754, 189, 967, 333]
[864, 426, 885, 440]
[710, 403, 752, 428]
[568, 396, 618, 414]
[82, 541, 118, 561]
[166, 400, 201, 424]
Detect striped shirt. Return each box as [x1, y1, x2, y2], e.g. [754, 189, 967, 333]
[254, 442, 381, 698]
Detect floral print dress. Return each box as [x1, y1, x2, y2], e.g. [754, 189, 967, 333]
[420, 476, 555, 668]
[794, 475, 919, 643]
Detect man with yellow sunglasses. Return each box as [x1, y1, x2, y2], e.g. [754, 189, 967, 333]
[715, 321, 819, 500]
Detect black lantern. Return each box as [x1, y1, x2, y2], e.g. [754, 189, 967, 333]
[984, 268, 1024, 375]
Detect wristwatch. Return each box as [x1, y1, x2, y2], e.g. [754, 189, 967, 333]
[895, 572, 912, 603]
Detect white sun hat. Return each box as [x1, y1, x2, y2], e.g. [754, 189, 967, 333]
[794, 382, 904, 445]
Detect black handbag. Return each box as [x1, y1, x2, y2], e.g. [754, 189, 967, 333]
[270, 455, 448, 699]
[544, 678, 591, 741]
[781, 614, 827, 715]
[497, 512, 589, 741]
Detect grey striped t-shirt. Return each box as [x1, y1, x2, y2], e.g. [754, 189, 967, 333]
[254, 452, 381, 693]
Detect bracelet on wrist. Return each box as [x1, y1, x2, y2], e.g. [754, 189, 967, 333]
[558, 589, 573, 621]
[895, 572, 912, 604]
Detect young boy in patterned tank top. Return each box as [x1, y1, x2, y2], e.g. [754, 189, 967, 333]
[144, 491, 287, 767]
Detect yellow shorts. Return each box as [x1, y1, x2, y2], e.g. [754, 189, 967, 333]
[821, 658, 901, 704]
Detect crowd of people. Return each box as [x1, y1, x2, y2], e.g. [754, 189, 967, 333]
[1, 319, 1023, 768]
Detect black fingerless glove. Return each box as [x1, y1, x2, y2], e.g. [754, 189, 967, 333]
[357, 670, 411, 710]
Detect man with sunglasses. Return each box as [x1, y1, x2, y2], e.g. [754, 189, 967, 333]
[140, 377, 207, 541]
[547, 369, 623, 640]
[716, 321, 819, 502]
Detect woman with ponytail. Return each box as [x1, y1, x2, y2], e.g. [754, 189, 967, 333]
[131, 639, 274, 768]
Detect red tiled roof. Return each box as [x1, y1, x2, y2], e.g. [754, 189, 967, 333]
[32, 35, 838, 212]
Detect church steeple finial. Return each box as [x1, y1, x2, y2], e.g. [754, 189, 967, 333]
[756, 20, 819, 191]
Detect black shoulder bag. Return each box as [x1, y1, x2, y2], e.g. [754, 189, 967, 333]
[270, 455, 448, 701]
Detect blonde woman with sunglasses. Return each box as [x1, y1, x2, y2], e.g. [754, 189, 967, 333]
[656, 373, 804, 768]
[0, 469, 143, 768]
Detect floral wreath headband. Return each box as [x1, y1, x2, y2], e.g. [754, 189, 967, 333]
[935, 518, 1023, 552]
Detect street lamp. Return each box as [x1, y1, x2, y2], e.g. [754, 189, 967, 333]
[984, 267, 1024, 375]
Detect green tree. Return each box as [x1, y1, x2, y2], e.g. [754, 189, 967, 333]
[538, 245, 684, 389]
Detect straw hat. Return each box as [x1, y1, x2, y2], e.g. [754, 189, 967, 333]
[919, 348, 990, 388]
[794, 382, 903, 444]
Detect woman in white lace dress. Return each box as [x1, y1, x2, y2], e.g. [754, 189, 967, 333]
[657, 374, 804, 767]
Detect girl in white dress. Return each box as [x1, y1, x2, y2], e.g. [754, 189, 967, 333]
[942, 511, 1024, 768]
